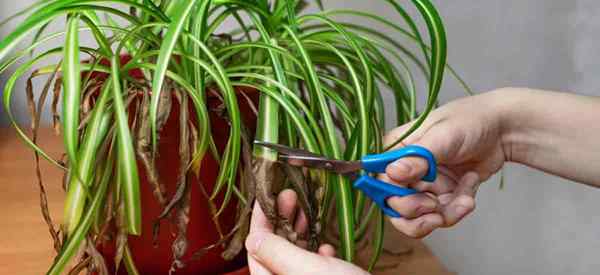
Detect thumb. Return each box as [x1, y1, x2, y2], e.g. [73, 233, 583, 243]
[385, 123, 452, 183]
[245, 232, 332, 275]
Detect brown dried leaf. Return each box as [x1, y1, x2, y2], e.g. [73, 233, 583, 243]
[27, 66, 63, 253]
[221, 124, 255, 260]
[195, 165, 224, 239]
[156, 86, 172, 132]
[52, 76, 62, 135]
[188, 121, 204, 177]
[155, 90, 188, 221]
[94, 186, 115, 245]
[25, 77, 36, 130]
[253, 157, 296, 242]
[170, 183, 191, 274]
[114, 200, 127, 273]
[61, 163, 69, 192]
[67, 256, 91, 275]
[207, 86, 224, 102]
[169, 89, 192, 274]
[136, 88, 166, 206]
[280, 165, 320, 251]
[238, 89, 258, 116]
[81, 78, 98, 115]
[187, 207, 255, 263]
[86, 237, 109, 275]
[129, 6, 137, 17]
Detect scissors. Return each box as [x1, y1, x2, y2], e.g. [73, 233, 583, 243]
[254, 141, 437, 218]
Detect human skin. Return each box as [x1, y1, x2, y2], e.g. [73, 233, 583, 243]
[383, 87, 600, 238]
[245, 190, 369, 275]
[245, 88, 600, 274]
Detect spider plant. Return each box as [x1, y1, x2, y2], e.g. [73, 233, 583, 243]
[1, 0, 468, 274]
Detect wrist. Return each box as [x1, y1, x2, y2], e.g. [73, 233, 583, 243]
[488, 87, 536, 163]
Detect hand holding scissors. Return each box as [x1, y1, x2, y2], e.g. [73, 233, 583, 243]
[255, 141, 437, 218]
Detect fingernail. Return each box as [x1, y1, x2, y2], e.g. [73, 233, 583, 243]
[245, 232, 268, 255]
[391, 160, 412, 176]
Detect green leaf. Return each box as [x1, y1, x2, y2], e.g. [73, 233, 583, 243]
[245, 14, 285, 162]
[150, 0, 198, 152]
[0, 0, 53, 28]
[47, 144, 114, 275]
[63, 83, 113, 235]
[62, 13, 81, 168]
[385, 0, 447, 149]
[2, 49, 66, 169]
[110, 55, 141, 235]
[368, 210, 385, 272]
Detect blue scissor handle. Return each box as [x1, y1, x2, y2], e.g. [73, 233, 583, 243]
[361, 145, 437, 182]
[357, 145, 437, 218]
[353, 175, 418, 218]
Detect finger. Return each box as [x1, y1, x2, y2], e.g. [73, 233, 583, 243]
[318, 244, 336, 257]
[454, 171, 481, 197]
[248, 254, 273, 275]
[377, 173, 408, 187]
[294, 210, 309, 238]
[296, 240, 308, 249]
[248, 201, 274, 275]
[380, 169, 457, 195]
[385, 156, 429, 184]
[410, 169, 458, 195]
[250, 199, 274, 233]
[386, 193, 439, 219]
[245, 231, 332, 275]
[386, 123, 456, 184]
[277, 189, 298, 222]
[440, 172, 479, 227]
[383, 120, 418, 146]
[388, 213, 444, 238]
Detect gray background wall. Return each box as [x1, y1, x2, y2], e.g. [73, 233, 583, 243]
[2, 1, 600, 275]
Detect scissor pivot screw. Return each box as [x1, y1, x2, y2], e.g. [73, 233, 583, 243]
[324, 162, 334, 169]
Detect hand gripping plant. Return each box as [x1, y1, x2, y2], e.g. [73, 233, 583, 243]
[0, 0, 468, 274]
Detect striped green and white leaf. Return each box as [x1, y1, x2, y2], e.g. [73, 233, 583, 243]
[0, 1, 463, 273]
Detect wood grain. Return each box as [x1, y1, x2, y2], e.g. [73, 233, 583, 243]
[0, 128, 453, 275]
[0, 128, 65, 274]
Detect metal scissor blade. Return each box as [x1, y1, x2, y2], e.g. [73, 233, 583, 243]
[253, 141, 322, 158]
[254, 141, 362, 174]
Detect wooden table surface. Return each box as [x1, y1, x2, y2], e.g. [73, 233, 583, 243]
[0, 128, 453, 275]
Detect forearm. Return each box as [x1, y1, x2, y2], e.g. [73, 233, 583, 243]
[496, 88, 600, 187]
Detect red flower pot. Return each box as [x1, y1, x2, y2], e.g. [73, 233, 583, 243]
[91, 56, 253, 274]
